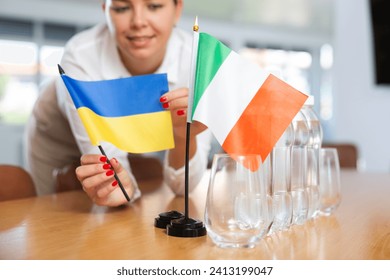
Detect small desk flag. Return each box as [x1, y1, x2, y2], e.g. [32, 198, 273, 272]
[188, 32, 308, 163]
[60, 73, 174, 153]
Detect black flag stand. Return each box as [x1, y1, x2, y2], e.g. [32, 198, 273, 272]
[154, 122, 206, 237]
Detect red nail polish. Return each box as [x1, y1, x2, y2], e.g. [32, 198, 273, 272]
[177, 109, 185, 116]
[162, 102, 169, 109]
[112, 181, 118, 187]
[160, 96, 167, 103]
[103, 164, 111, 170]
[100, 156, 107, 162]
[106, 170, 114, 176]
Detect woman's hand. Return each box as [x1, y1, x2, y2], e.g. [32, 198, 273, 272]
[159, 87, 207, 140]
[159, 88, 207, 169]
[76, 154, 135, 207]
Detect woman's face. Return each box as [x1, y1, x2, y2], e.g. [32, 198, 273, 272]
[104, 0, 182, 73]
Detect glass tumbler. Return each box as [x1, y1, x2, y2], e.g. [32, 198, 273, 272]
[319, 148, 342, 215]
[290, 145, 309, 225]
[204, 154, 270, 248]
[270, 147, 293, 233]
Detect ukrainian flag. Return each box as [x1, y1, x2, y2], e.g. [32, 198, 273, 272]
[60, 73, 174, 153]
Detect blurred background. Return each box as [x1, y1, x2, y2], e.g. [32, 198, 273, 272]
[1, 0, 390, 173]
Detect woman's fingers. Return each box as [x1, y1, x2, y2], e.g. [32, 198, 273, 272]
[80, 168, 115, 191]
[77, 154, 133, 206]
[80, 154, 107, 165]
[76, 162, 106, 181]
[109, 157, 124, 174]
[160, 87, 188, 110]
[77, 154, 120, 182]
[79, 165, 124, 206]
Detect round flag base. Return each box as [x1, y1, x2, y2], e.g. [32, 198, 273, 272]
[154, 210, 184, 229]
[166, 217, 207, 238]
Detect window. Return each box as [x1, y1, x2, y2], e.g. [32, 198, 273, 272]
[239, 44, 334, 140]
[0, 18, 83, 124]
[0, 39, 38, 123]
[239, 47, 312, 94]
[319, 44, 333, 121]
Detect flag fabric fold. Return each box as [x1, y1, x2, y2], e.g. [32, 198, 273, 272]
[190, 32, 308, 162]
[60, 73, 174, 153]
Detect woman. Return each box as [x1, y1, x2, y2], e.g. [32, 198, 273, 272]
[25, 0, 211, 207]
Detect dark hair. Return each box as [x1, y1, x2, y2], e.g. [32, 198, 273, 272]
[174, 0, 177, 5]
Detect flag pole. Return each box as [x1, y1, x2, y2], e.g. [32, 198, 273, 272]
[184, 16, 199, 220]
[57, 64, 130, 202]
[154, 17, 200, 230]
[97, 145, 130, 202]
[165, 17, 206, 237]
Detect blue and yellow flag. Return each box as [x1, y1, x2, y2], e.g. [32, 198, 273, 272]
[60, 73, 174, 153]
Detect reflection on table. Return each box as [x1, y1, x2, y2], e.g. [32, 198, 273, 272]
[0, 170, 390, 259]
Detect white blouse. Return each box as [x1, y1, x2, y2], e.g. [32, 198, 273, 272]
[56, 23, 211, 201]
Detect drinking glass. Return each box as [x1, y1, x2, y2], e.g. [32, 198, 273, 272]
[262, 154, 274, 235]
[204, 154, 270, 248]
[319, 148, 342, 215]
[290, 146, 309, 225]
[270, 147, 293, 233]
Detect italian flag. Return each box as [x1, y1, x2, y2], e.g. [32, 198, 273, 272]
[189, 32, 308, 162]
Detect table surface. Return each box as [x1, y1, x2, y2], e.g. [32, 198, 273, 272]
[1, 170, 390, 260]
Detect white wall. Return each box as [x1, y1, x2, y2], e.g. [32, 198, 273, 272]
[1, 0, 390, 173]
[333, 0, 390, 172]
[0, 0, 104, 26]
